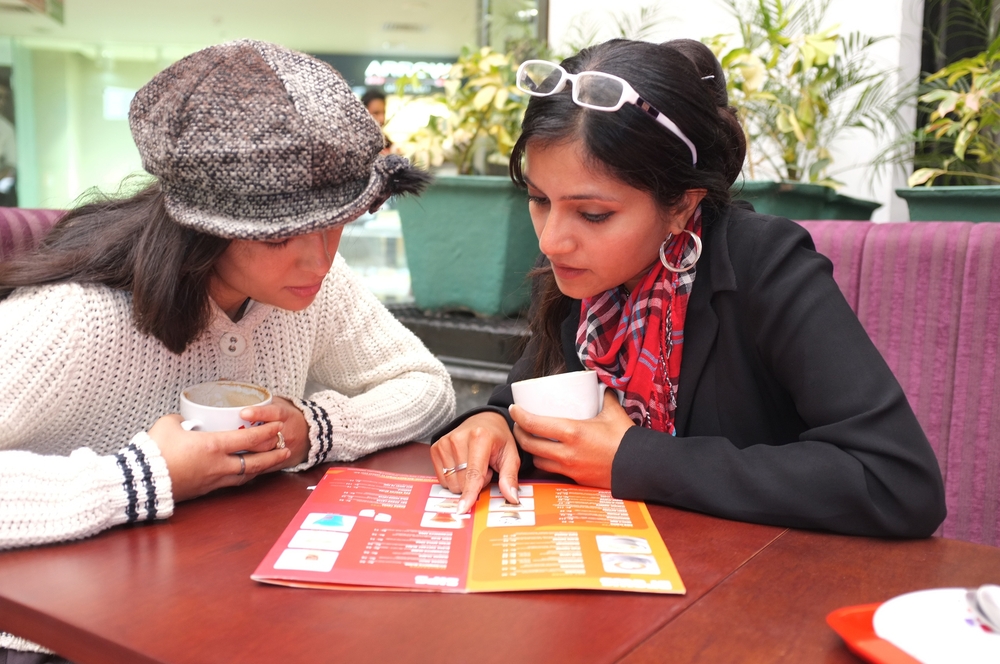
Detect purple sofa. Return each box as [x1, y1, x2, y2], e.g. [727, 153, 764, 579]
[799, 219, 999, 547]
[0, 207, 64, 262]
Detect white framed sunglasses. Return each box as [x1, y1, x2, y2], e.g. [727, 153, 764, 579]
[516, 59, 698, 165]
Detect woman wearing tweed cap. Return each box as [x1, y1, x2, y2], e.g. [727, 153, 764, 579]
[0, 39, 455, 570]
[430, 39, 945, 539]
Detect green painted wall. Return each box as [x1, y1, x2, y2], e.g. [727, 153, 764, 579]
[21, 48, 165, 208]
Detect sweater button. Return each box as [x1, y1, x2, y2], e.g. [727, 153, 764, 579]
[220, 333, 247, 357]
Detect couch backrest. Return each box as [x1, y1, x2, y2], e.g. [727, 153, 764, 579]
[855, 222, 972, 477]
[796, 221, 873, 312]
[797, 219, 1000, 546]
[943, 222, 1000, 546]
[0, 207, 64, 262]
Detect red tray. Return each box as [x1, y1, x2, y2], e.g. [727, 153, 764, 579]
[826, 604, 921, 664]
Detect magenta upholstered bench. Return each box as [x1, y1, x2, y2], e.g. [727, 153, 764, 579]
[798, 219, 1000, 547]
[796, 220, 873, 312]
[0, 207, 65, 262]
[943, 222, 1000, 546]
[855, 222, 972, 482]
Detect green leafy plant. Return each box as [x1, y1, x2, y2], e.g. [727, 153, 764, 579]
[395, 5, 663, 175]
[705, 0, 901, 186]
[906, 34, 1000, 186]
[396, 46, 529, 175]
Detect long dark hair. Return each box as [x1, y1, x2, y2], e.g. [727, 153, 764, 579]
[510, 39, 747, 376]
[0, 182, 230, 354]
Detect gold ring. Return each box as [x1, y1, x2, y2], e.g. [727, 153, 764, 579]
[276, 431, 286, 449]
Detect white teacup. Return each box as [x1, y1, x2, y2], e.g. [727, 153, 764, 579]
[179, 380, 272, 432]
[510, 370, 608, 420]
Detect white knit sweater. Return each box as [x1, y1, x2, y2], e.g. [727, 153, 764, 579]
[0, 255, 455, 551]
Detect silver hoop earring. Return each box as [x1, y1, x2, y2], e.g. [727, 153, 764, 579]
[659, 230, 703, 274]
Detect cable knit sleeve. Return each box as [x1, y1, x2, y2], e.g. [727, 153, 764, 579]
[0, 286, 174, 550]
[0, 433, 173, 550]
[289, 257, 456, 468]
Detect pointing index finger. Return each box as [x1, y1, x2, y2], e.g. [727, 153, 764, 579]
[455, 435, 493, 514]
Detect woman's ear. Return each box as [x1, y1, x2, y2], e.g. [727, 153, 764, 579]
[665, 189, 708, 235]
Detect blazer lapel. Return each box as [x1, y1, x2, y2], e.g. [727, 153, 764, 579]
[675, 205, 738, 434]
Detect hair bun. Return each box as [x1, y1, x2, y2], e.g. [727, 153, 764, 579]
[660, 39, 728, 108]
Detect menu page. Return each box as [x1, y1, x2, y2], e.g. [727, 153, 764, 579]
[252, 468, 684, 595]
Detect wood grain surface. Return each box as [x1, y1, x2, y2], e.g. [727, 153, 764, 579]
[622, 528, 1000, 663]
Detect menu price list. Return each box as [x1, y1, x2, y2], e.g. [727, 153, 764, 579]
[554, 487, 633, 527]
[331, 477, 412, 509]
[493, 532, 586, 578]
[359, 529, 453, 569]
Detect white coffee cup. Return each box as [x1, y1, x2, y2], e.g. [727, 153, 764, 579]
[179, 380, 272, 432]
[510, 370, 608, 420]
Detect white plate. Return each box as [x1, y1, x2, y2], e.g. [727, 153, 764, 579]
[873, 588, 1000, 663]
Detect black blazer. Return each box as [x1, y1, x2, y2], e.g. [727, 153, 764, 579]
[436, 204, 946, 538]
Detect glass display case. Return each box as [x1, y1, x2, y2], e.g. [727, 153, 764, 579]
[338, 206, 412, 304]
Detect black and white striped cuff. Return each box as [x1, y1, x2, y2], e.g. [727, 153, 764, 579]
[297, 398, 338, 467]
[114, 441, 161, 524]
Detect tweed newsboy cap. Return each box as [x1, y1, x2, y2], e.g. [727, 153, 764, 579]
[129, 39, 430, 239]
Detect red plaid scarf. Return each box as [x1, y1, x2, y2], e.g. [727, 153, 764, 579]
[576, 208, 703, 434]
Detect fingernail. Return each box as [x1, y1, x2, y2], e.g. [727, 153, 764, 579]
[240, 408, 253, 418]
[457, 499, 469, 514]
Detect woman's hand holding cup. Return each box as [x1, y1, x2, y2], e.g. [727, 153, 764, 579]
[149, 415, 290, 502]
[238, 396, 311, 468]
[151, 380, 306, 502]
[506, 371, 633, 489]
[510, 390, 633, 489]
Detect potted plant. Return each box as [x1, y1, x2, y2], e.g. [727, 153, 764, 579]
[394, 45, 539, 317]
[893, 33, 1000, 221]
[705, 0, 896, 219]
[393, 8, 663, 317]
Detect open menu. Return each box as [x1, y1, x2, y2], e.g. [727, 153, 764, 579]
[252, 468, 685, 594]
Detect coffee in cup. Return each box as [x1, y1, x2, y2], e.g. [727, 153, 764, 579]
[510, 370, 609, 420]
[179, 380, 272, 431]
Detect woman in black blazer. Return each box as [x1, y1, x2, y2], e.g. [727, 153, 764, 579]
[430, 39, 945, 538]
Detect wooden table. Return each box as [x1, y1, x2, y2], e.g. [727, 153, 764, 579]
[1, 443, 997, 664]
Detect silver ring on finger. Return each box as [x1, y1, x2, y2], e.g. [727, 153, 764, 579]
[275, 431, 286, 449]
[442, 462, 468, 477]
[237, 453, 246, 476]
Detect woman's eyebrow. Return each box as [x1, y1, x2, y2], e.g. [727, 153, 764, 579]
[522, 174, 617, 202]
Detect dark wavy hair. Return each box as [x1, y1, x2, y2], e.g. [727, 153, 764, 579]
[509, 39, 747, 376]
[0, 182, 231, 354]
